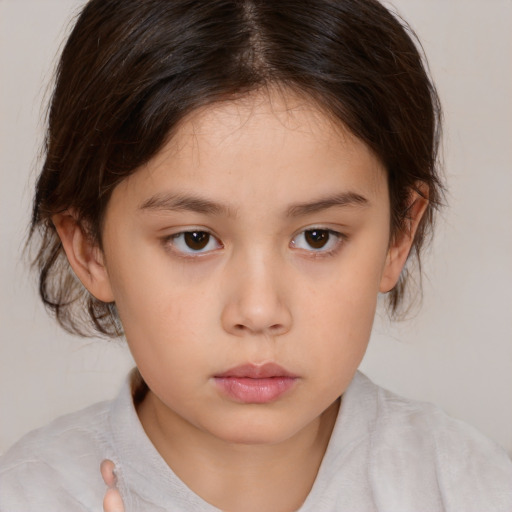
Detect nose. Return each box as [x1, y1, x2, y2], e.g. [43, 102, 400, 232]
[220, 251, 292, 338]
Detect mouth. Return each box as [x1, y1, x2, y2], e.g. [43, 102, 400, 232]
[213, 363, 298, 404]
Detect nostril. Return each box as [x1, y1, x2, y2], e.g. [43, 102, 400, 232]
[269, 323, 287, 335]
[232, 323, 285, 335]
[221, 296, 293, 337]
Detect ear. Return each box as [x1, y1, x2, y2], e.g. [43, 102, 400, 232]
[52, 212, 115, 303]
[379, 186, 429, 293]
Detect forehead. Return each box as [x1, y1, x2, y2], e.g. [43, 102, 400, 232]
[114, 89, 387, 210]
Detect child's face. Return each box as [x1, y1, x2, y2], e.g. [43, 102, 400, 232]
[98, 91, 404, 444]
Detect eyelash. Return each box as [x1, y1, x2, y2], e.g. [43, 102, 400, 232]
[162, 227, 346, 259]
[163, 230, 223, 258]
[290, 228, 345, 257]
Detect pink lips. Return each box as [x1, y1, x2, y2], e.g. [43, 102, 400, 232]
[213, 363, 298, 404]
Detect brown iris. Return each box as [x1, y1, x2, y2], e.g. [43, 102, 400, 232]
[304, 229, 330, 249]
[184, 231, 210, 250]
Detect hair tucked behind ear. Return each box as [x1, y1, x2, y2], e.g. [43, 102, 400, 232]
[30, 0, 443, 337]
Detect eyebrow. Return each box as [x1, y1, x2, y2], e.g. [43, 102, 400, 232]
[286, 192, 369, 217]
[139, 193, 235, 216]
[139, 191, 369, 217]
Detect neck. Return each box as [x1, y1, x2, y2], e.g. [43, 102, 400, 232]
[137, 393, 340, 512]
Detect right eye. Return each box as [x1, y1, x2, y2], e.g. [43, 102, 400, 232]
[166, 231, 222, 255]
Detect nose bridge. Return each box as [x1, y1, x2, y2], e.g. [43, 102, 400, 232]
[221, 242, 292, 337]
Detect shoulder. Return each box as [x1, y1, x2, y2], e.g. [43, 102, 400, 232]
[370, 375, 512, 467]
[0, 399, 113, 512]
[348, 373, 512, 510]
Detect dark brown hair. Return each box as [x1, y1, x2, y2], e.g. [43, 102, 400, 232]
[31, 0, 443, 337]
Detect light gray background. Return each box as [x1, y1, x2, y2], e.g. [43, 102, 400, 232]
[1, 0, 511, 455]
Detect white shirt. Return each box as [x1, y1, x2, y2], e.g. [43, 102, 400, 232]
[1, 371, 511, 511]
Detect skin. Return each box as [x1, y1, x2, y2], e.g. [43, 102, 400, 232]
[100, 460, 123, 512]
[56, 90, 426, 512]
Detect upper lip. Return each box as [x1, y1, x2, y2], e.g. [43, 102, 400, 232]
[215, 363, 297, 379]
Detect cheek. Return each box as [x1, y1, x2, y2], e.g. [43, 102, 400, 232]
[304, 287, 377, 400]
[104, 245, 216, 366]
[301, 239, 385, 322]
[116, 280, 212, 347]
[302, 280, 378, 354]
[115, 286, 215, 396]
[293, 240, 386, 369]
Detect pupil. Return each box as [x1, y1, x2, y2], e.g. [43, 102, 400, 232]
[184, 231, 209, 250]
[305, 229, 329, 249]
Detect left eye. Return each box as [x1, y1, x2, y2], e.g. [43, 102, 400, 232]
[291, 228, 342, 252]
[168, 231, 222, 254]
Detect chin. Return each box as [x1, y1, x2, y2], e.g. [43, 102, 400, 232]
[206, 411, 308, 446]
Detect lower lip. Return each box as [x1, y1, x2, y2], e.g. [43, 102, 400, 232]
[214, 377, 297, 404]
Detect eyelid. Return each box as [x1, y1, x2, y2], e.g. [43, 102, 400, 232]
[290, 226, 346, 256]
[162, 228, 223, 257]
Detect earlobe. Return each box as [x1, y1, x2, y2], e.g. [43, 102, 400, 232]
[379, 187, 429, 293]
[52, 212, 115, 303]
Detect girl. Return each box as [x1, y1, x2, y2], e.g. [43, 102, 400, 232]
[1, 0, 511, 510]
